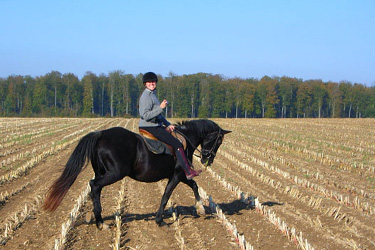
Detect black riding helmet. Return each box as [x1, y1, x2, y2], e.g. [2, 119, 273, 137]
[143, 72, 158, 83]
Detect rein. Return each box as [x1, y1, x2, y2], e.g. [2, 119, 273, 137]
[172, 130, 202, 158]
[175, 127, 222, 160]
[202, 128, 222, 159]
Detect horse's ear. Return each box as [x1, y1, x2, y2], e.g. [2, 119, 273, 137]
[222, 129, 232, 134]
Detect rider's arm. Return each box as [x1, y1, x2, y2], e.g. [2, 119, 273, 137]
[139, 90, 163, 122]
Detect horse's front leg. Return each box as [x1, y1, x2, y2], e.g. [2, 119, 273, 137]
[182, 179, 205, 215]
[156, 176, 180, 226]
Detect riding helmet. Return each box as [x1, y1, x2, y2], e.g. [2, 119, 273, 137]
[143, 72, 158, 83]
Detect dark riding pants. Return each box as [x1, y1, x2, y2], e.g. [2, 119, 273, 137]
[140, 126, 183, 150]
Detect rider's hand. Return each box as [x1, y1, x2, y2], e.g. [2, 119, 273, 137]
[160, 99, 168, 109]
[168, 125, 175, 132]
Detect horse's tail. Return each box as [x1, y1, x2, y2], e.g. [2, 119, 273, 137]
[43, 131, 101, 212]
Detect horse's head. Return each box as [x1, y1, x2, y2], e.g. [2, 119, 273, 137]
[177, 119, 231, 166]
[200, 127, 231, 166]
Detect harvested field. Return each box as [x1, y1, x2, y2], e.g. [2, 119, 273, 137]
[0, 118, 374, 250]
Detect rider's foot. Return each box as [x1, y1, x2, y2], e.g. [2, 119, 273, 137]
[176, 147, 202, 179]
[186, 168, 202, 180]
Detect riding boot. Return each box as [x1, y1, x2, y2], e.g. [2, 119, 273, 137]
[175, 148, 202, 180]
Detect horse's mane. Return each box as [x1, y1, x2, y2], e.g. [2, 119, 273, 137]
[176, 119, 219, 136]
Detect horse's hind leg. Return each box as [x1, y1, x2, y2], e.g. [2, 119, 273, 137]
[89, 179, 103, 229]
[90, 173, 122, 229]
[182, 179, 205, 215]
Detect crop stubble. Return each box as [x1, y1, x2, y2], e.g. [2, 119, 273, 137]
[0, 118, 374, 249]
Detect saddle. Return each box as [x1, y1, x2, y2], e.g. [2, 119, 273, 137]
[139, 128, 187, 155]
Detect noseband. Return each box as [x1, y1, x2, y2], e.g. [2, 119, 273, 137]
[200, 128, 222, 160]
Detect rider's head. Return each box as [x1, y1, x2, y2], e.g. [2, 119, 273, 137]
[143, 72, 158, 84]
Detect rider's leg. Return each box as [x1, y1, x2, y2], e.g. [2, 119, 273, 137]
[140, 126, 201, 179]
[175, 148, 201, 179]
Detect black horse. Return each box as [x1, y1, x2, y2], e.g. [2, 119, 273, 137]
[43, 119, 231, 228]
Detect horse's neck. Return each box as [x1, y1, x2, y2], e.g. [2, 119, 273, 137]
[181, 130, 201, 148]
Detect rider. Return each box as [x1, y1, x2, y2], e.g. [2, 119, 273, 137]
[139, 72, 201, 180]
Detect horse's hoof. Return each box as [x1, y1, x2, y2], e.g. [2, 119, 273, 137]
[95, 218, 107, 230]
[85, 212, 93, 223]
[197, 207, 206, 216]
[96, 222, 109, 230]
[196, 202, 206, 216]
[156, 220, 167, 227]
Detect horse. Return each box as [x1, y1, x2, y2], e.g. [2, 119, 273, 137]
[43, 119, 231, 229]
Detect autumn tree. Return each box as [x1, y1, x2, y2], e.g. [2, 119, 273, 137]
[242, 79, 257, 118]
[326, 82, 342, 118]
[82, 76, 94, 116]
[277, 77, 299, 118]
[257, 76, 278, 118]
[296, 82, 312, 118]
[0, 71, 373, 118]
[5, 75, 25, 114]
[198, 77, 210, 118]
[62, 73, 81, 116]
[339, 81, 354, 118]
[22, 76, 35, 116]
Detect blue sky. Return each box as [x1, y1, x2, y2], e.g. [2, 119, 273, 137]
[1, 0, 374, 85]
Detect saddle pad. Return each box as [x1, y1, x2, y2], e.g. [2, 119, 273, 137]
[139, 128, 187, 150]
[142, 137, 173, 155]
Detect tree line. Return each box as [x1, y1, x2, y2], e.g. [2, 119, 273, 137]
[1, 70, 374, 118]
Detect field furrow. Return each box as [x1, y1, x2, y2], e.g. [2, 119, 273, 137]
[0, 118, 374, 250]
[0, 118, 125, 249]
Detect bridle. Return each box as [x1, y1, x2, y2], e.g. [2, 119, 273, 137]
[175, 128, 222, 161]
[200, 128, 222, 161]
